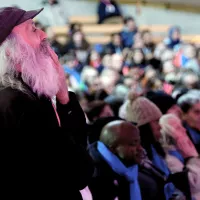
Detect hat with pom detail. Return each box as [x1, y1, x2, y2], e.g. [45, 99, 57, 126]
[126, 93, 162, 127]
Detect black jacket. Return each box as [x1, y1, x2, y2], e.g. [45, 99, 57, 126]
[97, 0, 122, 24]
[88, 142, 165, 200]
[0, 83, 93, 199]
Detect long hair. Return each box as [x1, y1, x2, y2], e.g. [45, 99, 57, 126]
[139, 123, 166, 160]
[0, 33, 60, 98]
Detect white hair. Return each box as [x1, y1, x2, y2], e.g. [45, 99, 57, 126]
[0, 34, 26, 92]
[0, 33, 60, 98]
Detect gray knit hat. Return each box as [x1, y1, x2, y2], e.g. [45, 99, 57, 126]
[126, 96, 162, 127]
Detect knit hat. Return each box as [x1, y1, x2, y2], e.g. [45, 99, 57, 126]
[126, 95, 162, 127]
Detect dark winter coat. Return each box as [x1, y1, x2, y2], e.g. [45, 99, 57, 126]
[97, 0, 122, 24]
[88, 142, 166, 200]
[0, 81, 94, 199]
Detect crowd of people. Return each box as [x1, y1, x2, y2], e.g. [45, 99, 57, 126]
[41, 4, 200, 199]
[0, 1, 200, 200]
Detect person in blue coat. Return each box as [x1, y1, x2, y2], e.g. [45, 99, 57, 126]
[120, 17, 138, 48]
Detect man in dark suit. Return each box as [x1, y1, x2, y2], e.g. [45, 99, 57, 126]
[0, 7, 93, 199]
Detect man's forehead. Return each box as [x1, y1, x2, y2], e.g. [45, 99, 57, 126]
[118, 123, 140, 138]
[17, 19, 33, 28]
[12, 19, 33, 33]
[22, 19, 34, 25]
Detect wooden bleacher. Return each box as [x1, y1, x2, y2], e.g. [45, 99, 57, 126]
[56, 34, 200, 45]
[51, 15, 200, 45]
[69, 16, 98, 24]
[51, 24, 170, 36]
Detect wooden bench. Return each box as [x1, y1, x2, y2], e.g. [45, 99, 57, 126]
[55, 34, 200, 45]
[182, 35, 200, 44]
[69, 16, 98, 24]
[51, 24, 170, 37]
[56, 34, 200, 45]
[51, 24, 123, 36]
[139, 25, 170, 32]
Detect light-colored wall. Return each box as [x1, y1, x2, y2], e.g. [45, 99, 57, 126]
[1, 0, 200, 34]
[145, 0, 200, 7]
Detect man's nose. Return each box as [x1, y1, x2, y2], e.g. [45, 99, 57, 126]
[39, 30, 47, 41]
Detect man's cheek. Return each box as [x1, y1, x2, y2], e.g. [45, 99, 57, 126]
[116, 147, 126, 159]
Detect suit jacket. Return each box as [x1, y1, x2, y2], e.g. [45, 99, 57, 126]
[88, 142, 166, 200]
[0, 82, 93, 199]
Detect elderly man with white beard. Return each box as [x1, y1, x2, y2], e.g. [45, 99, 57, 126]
[0, 7, 93, 199]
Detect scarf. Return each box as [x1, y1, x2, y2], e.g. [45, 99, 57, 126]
[151, 145, 175, 200]
[97, 141, 142, 200]
[168, 150, 184, 163]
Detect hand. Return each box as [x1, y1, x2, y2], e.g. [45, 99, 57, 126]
[48, 46, 69, 104]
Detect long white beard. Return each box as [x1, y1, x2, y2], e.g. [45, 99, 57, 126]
[0, 33, 60, 98]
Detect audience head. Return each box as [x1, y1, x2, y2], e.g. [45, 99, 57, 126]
[131, 48, 145, 65]
[126, 93, 162, 140]
[183, 44, 196, 59]
[86, 100, 114, 122]
[69, 23, 82, 35]
[123, 16, 137, 32]
[62, 53, 77, 68]
[178, 93, 200, 131]
[141, 30, 153, 45]
[146, 91, 179, 115]
[180, 72, 200, 89]
[102, 54, 112, 68]
[111, 53, 123, 72]
[111, 32, 122, 46]
[48, 0, 58, 5]
[168, 26, 181, 42]
[162, 60, 176, 76]
[160, 49, 174, 62]
[159, 114, 186, 143]
[100, 120, 144, 165]
[81, 66, 99, 87]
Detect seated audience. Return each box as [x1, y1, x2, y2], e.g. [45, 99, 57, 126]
[178, 92, 200, 153]
[163, 26, 182, 50]
[88, 120, 166, 200]
[159, 114, 198, 172]
[106, 33, 124, 54]
[120, 17, 138, 48]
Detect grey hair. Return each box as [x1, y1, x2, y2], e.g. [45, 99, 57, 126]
[0, 34, 29, 94]
[188, 89, 200, 97]
[177, 93, 200, 113]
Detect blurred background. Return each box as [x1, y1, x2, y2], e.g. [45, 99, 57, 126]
[2, 0, 200, 121]
[2, 1, 200, 199]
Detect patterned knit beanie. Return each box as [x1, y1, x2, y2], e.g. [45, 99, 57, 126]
[126, 94, 162, 127]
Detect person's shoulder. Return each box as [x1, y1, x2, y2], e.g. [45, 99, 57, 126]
[0, 87, 35, 109]
[0, 87, 25, 100]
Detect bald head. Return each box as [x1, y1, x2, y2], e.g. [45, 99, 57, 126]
[100, 120, 143, 165]
[100, 120, 138, 147]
